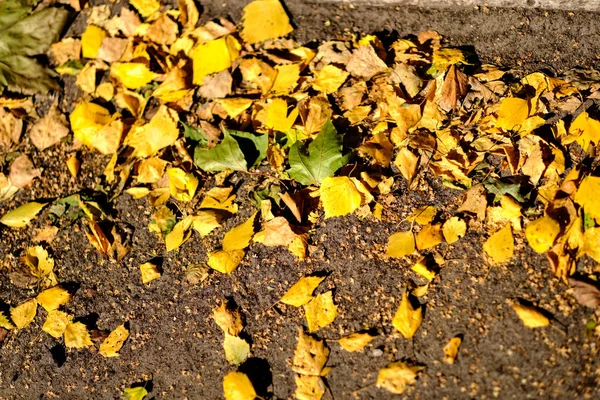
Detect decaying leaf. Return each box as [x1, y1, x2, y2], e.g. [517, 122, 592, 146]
[392, 293, 422, 339]
[99, 324, 129, 357]
[376, 361, 424, 394]
[293, 328, 330, 376]
[304, 291, 338, 333]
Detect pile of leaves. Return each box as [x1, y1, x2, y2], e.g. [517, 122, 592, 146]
[1, 0, 600, 398]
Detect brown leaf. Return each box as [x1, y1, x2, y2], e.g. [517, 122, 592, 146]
[569, 278, 600, 309]
[29, 102, 70, 151]
[438, 65, 468, 112]
[263, 217, 297, 247]
[346, 45, 388, 80]
[198, 70, 232, 99]
[9, 155, 42, 188]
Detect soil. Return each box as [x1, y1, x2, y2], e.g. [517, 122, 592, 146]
[1, 1, 600, 399]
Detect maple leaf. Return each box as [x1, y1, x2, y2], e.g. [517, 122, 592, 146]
[0, 0, 70, 94]
[287, 119, 350, 186]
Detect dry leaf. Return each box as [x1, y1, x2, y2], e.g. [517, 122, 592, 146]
[29, 103, 69, 151]
[223, 213, 257, 251]
[483, 224, 514, 264]
[295, 374, 325, 400]
[293, 328, 330, 376]
[213, 300, 244, 336]
[386, 231, 415, 258]
[208, 249, 245, 274]
[99, 324, 129, 357]
[304, 291, 338, 333]
[281, 276, 326, 307]
[36, 286, 71, 312]
[569, 278, 600, 309]
[443, 336, 462, 364]
[511, 303, 549, 328]
[442, 217, 466, 244]
[42, 310, 71, 338]
[140, 262, 161, 284]
[392, 293, 422, 339]
[338, 332, 375, 352]
[9, 154, 42, 188]
[525, 215, 560, 253]
[241, 0, 293, 44]
[376, 361, 424, 394]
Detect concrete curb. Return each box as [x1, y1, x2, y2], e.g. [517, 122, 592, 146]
[308, 0, 600, 12]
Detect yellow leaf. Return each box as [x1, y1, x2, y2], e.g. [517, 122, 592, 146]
[386, 231, 415, 258]
[483, 224, 514, 264]
[223, 213, 257, 251]
[99, 324, 130, 357]
[42, 310, 71, 338]
[0, 311, 14, 329]
[265, 98, 298, 132]
[64, 321, 93, 348]
[124, 105, 180, 158]
[304, 291, 338, 333]
[411, 257, 436, 281]
[130, 0, 160, 18]
[392, 293, 422, 339]
[566, 111, 600, 150]
[213, 300, 244, 336]
[191, 210, 222, 237]
[295, 375, 325, 400]
[312, 65, 349, 94]
[153, 67, 191, 102]
[95, 82, 114, 101]
[192, 36, 240, 85]
[200, 187, 238, 214]
[81, 25, 106, 59]
[511, 303, 549, 328]
[36, 286, 71, 312]
[281, 276, 326, 307]
[0, 201, 46, 228]
[66, 153, 80, 177]
[137, 157, 168, 184]
[125, 187, 150, 199]
[442, 217, 466, 244]
[393, 147, 419, 182]
[111, 63, 157, 90]
[376, 361, 424, 394]
[21, 245, 54, 278]
[10, 299, 37, 329]
[443, 336, 462, 364]
[224, 333, 250, 365]
[320, 176, 363, 218]
[338, 332, 375, 352]
[208, 249, 245, 274]
[496, 97, 529, 131]
[292, 328, 330, 376]
[574, 176, 600, 221]
[70, 101, 122, 155]
[223, 371, 256, 400]
[167, 167, 198, 202]
[123, 387, 148, 400]
[241, 0, 293, 44]
[407, 205, 436, 225]
[271, 63, 300, 94]
[415, 224, 443, 250]
[525, 215, 560, 253]
[411, 283, 429, 297]
[140, 262, 161, 284]
[219, 98, 254, 119]
[431, 48, 466, 71]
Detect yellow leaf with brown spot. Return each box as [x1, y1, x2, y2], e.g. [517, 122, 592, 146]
[223, 213, 257, 251]
[223, 371, 256, 400]
[376, 361, 424, 394]
[208, 249, 245, 274]
[192, 36, 240, 85]
[392, 293, 422, 339]
[292, 328, 330, 376]
[281, 276, 326, 307]
[99, 324, 129, 357]
[213, 300, 244, 336]
[241, 0, 293, 44]
[0, 311, 14, 330]
[1, 201, 46, 228]
[10, 299, 37, 329]
[525, 215, 560, 253]
[64, 321, 92, 348]
[224, 333, 250, 365]
[168, 168, 198, 202]
[111, 63, 157, 90]
[312, 65, 349, 94]
[386, 231, 415, 258]
[511, 303, 549, 328]
[442, 217, 466, 244]
[36, 286, 71, 312]
[496, 97, 529, 131]
[483, 224, 514, 264]
[443, 336, 462, 364]
[295, 375, 325, 400]
[416, 224, 443, 250]
[320, 176, 362, 218]
[42, 310, 71, 338]
[338, 332, 375, 352]
[124, 105, 179, 158]
[140, 262, 161, 284]
[304, 291, 338, 333]
[81, 25, 106, 58]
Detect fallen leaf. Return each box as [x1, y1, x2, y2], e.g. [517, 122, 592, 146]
[36, 285, 71, 312]
[208, 249, 245, 274]
[407, 206, 436, 225]
[213, 300, 244, 336]
[312, 65, 349, 94]
[81, 25, 106, 59]
[295, 374, 325, 400]
[263, 216, 297, 246]
[99, 324, 129, 357]
[9, 154, 42, 188]
[64, 321, 93, 348]
[292, 328, 330, 376]
[192, 36, 240, 85]
[483, 224, 514, 264]
[376, 361, 424, 394]
[338, 332, 375, 352]
[224, 333, 250, 365]
[496, 97, 529, 131]
[443, 336, 462, 364]
[241, 0, 293, 44]
[110, 62, 157, 89]
[42, 310, 71, 338]
[223, 213, 257, 251]
[130, 0, 160, 18]
[320, 176, 363, 218]
[442, 217, 466, 244]
[125, 105, 179, 158]
[304, 291, 338, 333]
[10, 299, 37, 329]
[168, 167, 198, 202]
[511, 303, 549, 328]
[123, 387, 148, 400]
[392, 293, 422, 339]
[223, 371, 256, 400]
[0, 311, 13, 330]
[569, 278, 600, 309]
[281, 276, 326, 307]
[525, 215, 560, 253]
[416, 224, 443, 250]
[29, 102, 69, 150]
[386, 231, 415, 258]
[140, 262, 161, 284]
[574, 176, 600, 221]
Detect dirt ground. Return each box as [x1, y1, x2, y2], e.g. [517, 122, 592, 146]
[1, 1, 600, 399]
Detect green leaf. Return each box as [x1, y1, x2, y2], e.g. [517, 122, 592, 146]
[0, 0, 38, 31]
[228, 129, 268, 168]
[182, 122, 208, 145]
[194, 132, 248, 172]
[287, 119, 350, 186]
[0, 55, 60, 94]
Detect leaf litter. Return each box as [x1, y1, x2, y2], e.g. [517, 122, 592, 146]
[0, 0, 599, 398]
